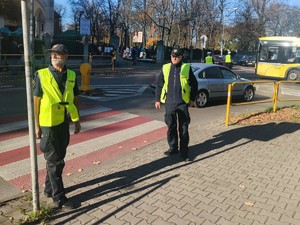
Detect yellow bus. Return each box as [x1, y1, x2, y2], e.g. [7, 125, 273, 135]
[256, 36, 300, 80]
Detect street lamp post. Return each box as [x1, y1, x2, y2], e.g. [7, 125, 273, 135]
[78, 11, 84, 31]
[221, 11, 225, 56]
[221, 7, 237, 56]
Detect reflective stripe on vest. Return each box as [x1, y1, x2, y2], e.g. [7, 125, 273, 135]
[205, 56, 213, 64]
[160, 63, 191, 104]
[38, 68, 79, 126]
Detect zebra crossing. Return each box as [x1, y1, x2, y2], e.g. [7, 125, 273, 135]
[0, 106, 167, 191]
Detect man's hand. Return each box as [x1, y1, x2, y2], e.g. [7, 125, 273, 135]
[35, 126, 41, 139]
[74, 121, 81, 134]
[155, 101, 161, 109]
[188, 100, 195, 107]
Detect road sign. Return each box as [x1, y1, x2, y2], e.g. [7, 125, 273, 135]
[200, 35, 207, 49]
[80, 18, 91, 35]
[133, 31, 143, 43]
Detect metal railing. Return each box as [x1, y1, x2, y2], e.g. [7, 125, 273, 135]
[0, 53, 114, 75]
[225, 80, 300, 126]
[273, 80, 300, 110]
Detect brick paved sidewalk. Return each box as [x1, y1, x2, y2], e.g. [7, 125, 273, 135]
[1, 120, 300, 225]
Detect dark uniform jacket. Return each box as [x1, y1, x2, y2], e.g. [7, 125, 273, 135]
[155, 61, 198, 106]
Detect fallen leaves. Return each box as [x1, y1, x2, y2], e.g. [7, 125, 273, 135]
[230, 107, 300, 125]
[239, 184, 245, 189]
[244, 201, 255, 207]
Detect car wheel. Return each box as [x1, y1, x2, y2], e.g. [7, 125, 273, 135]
[287, 69, 300, 80]
[195, 90, 208, 108]
[243, 86, 254, 102]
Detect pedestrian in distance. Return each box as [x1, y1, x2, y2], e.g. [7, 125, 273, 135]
[131, 46, 138, 66]
[33, 44, 81, 210]
[155, 47, 198, 161]
[205, 52, 214, 64]
[225, 51, 232, 69]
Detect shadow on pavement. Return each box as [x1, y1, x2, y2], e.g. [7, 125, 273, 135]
[189, 122, 300, 159]
[47, 121, 300, 224]
[48, 154, 183, 224]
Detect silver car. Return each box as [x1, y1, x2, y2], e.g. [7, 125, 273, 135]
[151, 63, 255, 108]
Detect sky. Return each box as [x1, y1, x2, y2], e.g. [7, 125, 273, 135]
[56, 0, 300, 27]
[289, 0, 300, 7]
[55, 0, 72, 26]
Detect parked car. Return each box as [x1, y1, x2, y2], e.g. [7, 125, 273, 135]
[212, 55, 225, 65]
[244, 55, 256, 67]
[237, 55, 247, 65]
[231, 54, 242, 65]
[151, 63, 255, 108]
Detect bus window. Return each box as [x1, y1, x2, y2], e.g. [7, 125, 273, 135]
[258, 46, 279, 62]
[269, 47, 278, 61]
[259, 46, 268, 61]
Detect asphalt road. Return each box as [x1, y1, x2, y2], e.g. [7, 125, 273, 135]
[1, 64, 299, 125]
[79, 65, 271, 124]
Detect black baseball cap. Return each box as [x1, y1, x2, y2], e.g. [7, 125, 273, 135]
[171, 47, 183, 56]
[46, 44, 68, 54]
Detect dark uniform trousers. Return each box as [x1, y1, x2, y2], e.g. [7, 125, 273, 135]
[40, 122, 70, 202]
[164, 103, 190, 157]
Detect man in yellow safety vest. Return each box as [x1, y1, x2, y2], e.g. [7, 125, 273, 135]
[225, 51, 232, 68]
[33, 44, 81, 210]
[155, 47, 198, 161]
[205, 52, 214, 64]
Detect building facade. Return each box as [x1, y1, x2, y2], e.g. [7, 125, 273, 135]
[34, 0, 55, 38]
[0, 0, 55, 38]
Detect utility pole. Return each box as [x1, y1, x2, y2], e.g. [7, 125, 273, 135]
[30, 0, 35, 53]
[221, 9, 224, 56]
[21, 0, 40, 212]
[143, 0, 146, 48]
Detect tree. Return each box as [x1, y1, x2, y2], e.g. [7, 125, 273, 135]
[229, 1, 259, 51]
[54, 3, 66, 32]
[0, 0, 21, 26]
[59, 0, 300, 54]
[265, 2, 300, 36]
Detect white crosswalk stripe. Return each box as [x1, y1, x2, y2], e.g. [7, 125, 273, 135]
[0, 106, 166, 187]
[0, 106, 112, 134]
[80, 84, 149, 101]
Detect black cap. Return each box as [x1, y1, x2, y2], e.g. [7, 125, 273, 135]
[171, 47, 183, 56]
[45, 44, 68, 54]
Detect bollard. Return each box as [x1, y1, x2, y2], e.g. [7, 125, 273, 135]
[225, 84, 232, 126]
[79, 63, 95, 91]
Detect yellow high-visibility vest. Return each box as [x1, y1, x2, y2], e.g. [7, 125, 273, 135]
[225, 54, 232, 63]
[38, 68, 79, 126]
[205, 56, 213, 64]
[160, 63, 191, 104]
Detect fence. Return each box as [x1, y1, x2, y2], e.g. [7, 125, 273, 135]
[225, 80, 300, 126]
[0, 54, 25, 74]
[0, 53, 113, 75]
